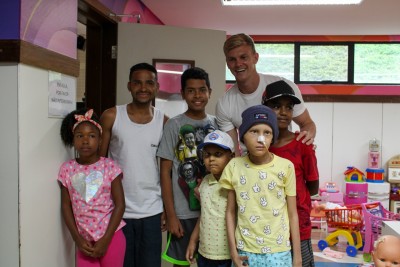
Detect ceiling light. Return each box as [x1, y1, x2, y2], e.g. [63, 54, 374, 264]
[221, 0, 363, 5]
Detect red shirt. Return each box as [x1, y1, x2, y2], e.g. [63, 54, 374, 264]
[270, 134, 319, 240]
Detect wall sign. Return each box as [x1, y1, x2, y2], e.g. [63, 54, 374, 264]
[48, 71, 76, 118]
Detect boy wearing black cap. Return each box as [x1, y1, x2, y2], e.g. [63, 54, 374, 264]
[263, 80, 319, 267]
[186, 130, 235, 267]
[219, 105, 302, 267]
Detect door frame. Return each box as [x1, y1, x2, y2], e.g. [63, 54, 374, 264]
[78, 0, 118, 115]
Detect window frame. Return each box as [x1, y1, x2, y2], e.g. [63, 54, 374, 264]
[247, 40, 400, 102]
[250, 41, 400, 86]
[294, 42, 354, 84]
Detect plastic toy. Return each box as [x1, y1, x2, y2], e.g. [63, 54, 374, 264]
[318, 204, 363, 257]
[320, 182, 339, 193]
[370, 235, 400, 267]
[361, 202, 400, 258]
[365, 168, 384, 183]
[344, 181, 368, 205]
[344, 166, 365, 182]
[322, 247, 344, 259]
[388, 155, 400, 183]
[368, 138, 380, 169]
[391, 186, 400, 195]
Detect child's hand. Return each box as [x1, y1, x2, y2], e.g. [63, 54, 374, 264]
[91, 236, 111, 258]
[293, 257, 302, 267]
[167, 215, 184, 238]
[232, 255, 249, 266]
[185, 240, 197, 264]
[161, 211, 167, 232]
[76, 236, 94, 257]
[194, 178, 202, 201]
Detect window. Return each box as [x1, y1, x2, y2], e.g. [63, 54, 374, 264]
[299, 45, 348, 83]
[225, 66, 235, 82]
[354, 43, 400, 84]
[225, 42, 400, 86]
[225, 43, 295, 82]
[256, 43, 295, 81]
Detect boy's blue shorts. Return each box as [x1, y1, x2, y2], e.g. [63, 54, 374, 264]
[238, 249, 292, 266]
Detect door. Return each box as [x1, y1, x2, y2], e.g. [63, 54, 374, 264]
[78, 0, 117, 115]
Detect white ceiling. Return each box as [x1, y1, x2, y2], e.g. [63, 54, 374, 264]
[141, 0, 400, 35]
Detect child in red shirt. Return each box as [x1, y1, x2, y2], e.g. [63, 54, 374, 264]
[263, 80, 319, 267]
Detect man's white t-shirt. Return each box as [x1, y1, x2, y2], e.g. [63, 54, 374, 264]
[216, 73, 306, 153]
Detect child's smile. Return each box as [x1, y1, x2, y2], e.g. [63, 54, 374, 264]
[182, 79, 211, 116]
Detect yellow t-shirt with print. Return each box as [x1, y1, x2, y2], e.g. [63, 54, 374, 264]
[219, 155, 296, 254]
[198, 174, 230, 260]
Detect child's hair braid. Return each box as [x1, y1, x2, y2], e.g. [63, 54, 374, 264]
[60, 108, 100, 147]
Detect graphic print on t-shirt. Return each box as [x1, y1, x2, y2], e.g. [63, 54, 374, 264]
[176, 123, 215, 210]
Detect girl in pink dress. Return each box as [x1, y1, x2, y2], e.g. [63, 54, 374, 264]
[58, 108, 126, 267]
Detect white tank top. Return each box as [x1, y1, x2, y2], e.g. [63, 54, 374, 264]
[109, 105, 164, 219]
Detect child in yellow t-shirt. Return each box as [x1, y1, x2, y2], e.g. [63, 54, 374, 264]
[219, 105, 301, 267]
[186, 130, 235, 266]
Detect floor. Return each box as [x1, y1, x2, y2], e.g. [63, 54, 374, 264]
[161, 228, 368, 266]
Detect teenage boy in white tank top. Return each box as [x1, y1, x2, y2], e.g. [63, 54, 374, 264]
[100, 63, 168, 267]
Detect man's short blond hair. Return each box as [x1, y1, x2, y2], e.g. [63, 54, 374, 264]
[223, 33, 256, 56]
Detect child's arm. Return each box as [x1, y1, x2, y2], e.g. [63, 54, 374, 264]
[160, 158, 184, 238]
[226, 128, 241, 157]
[287, 195, 302, 267]
[226, 190, 248, 267]
[186, 217, 200, 264]
[99, 107, 115, 157]
[303, 143, 319, 195]
[60, 183, 94, 256]
[92, 174, 125, 258]
[161, 211, 167, 232]
[306, 180, 319, 196]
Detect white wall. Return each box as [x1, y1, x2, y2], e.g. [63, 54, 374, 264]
[18, 64, 74, 267]
[0, 64, 19, 267]
[0, 63, 75, 266]
[295, 102, 400, 190]
[117, 23, 227, 116]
